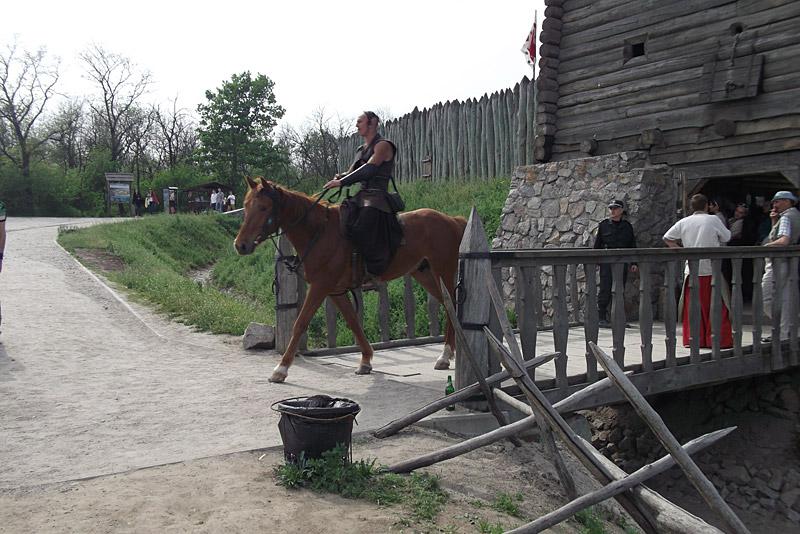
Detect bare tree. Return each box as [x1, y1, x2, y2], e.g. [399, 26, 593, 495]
[124, 105, 157, 192]
[0, 40, 60, 177]
[80, 44, 151, 162]
[154, 97, 196, 170]
[282, 107, 353, 181]
[48, 98, 86, 171]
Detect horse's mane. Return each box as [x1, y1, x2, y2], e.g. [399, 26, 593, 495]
[272, 183, 336, 227]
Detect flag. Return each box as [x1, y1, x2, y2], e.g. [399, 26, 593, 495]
[521, 11, 537, 67]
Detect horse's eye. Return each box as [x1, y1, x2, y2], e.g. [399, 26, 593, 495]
[259, 206, 268, 212]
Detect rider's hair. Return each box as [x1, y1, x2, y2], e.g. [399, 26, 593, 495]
[363, 110, 380, 126]
[690, 194, 708, 212]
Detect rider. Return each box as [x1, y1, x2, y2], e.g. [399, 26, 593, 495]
[324, 111, 403, 279]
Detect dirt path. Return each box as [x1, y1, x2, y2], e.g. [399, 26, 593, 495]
[0, 218, 442, 489]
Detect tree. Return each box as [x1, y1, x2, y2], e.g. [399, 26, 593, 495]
[0, 40, 60, 178]
[48, 99, 86, 171]
[154, 97, 196, 170]
[80, 44, 151, 162]
[281, 107, 352, 183]
[195, 71, 286, 188]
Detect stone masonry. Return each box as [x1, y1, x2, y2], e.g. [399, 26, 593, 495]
[492, 151, 677, 320]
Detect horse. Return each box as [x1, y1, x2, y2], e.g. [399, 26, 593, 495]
[234, 177, 467, 383]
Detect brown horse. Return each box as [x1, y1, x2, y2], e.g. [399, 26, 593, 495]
[234, 177, 467, 383]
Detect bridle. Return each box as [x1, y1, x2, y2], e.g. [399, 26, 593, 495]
[253, 184, 339, 274]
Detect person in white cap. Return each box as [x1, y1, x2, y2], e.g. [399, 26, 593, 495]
[762, 190, 800, 341]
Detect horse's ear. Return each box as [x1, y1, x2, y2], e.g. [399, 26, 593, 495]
[245, 176, 258, 190]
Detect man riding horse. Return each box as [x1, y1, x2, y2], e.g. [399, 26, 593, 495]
[324, 111, 404, 285]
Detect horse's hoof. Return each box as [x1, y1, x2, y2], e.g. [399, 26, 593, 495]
[355, 364, 372, 375]
[269, 366, 288, 383]
[434, 359, 450, 370]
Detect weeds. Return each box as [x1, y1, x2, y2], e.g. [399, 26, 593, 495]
[274, 445, 448, 521]
[491, 492, 524, 518]
[573, 507, 609, 534]
[476, 519, 507, 534]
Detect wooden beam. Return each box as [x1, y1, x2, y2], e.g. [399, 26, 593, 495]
[509, 427, 736, 534]
[372, 354, 555, 439]
[588, 342, 751, 534]
[485, 277, 658, 533]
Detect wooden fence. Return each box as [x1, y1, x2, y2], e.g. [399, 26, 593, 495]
[458, 212, 800, 407]
[337, 76, 537, 182]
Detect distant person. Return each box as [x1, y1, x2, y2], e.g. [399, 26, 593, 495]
[216, 188, 225, 212]
[663, 194, 732, 349]
[761, 191, 800, 341]
[168, 189, 177, 214]
[728, 203, 748, 244]
[147, 189, 160, 214]
[592, 199, 638, 328]
[210, 189, 218, 213]
[132, 190, 144, 217]
[708, 198, 728, 228]
[0, 199, 5, 334]
[226, 191, 236, 211]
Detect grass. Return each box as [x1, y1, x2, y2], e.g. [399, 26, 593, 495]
[58, 176, 510, 340]
[492, 492, 525, 518]
[274, 445, 448, 522]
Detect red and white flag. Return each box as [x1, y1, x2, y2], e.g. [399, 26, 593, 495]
[521, 11, 537, 66]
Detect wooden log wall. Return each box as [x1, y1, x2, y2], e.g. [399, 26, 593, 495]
[337, 77, 537, 182]
[548, 0, 800, 168]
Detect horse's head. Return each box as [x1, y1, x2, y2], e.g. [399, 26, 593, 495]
[234, 176, 282, 255]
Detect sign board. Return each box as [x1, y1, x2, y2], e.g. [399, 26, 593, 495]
[104, 173, 135, 216]
[109, 181, 131, 203]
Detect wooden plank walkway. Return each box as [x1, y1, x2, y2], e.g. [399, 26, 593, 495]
[312, 320, 764, 412]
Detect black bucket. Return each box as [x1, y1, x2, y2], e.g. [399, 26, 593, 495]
[271, 395, 361, 463]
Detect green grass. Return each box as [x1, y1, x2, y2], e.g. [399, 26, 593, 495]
[275, 445, 448, 522]
[491, 492, 525, 518]
[58, 177, 510, 339]
[58, 213, 274, 334]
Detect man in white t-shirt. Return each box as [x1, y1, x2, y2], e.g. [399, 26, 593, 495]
[226, 192, 236, 211]
[663, 194, 732, 348]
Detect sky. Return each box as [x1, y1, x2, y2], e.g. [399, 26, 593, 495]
[2, 0, 543, 129]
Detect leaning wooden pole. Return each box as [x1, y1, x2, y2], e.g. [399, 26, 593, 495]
[588, 342, 751, 534]
[373, 354, 555, 439]
[438, 278, 521, 447]
[385, 375, 620, 474]
[510, 427, 736, 534]
[485, 276, 659, 534]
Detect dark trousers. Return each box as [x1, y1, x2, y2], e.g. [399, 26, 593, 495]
[349, 206, 403, 276]
[598, 264, 629, 319]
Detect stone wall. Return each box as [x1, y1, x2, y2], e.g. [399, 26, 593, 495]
[584, 369, 800, 525]
[492, 151, 677, 320]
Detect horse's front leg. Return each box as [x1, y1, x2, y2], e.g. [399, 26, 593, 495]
[330, 293, 374, 374]
[270, 285, 328, 383]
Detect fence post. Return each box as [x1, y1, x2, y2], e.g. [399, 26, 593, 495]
[455, 207, 491, 389]
[275, 235, 305, 353]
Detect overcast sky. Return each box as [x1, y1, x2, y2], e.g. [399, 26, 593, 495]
[2, 0, 543, 128]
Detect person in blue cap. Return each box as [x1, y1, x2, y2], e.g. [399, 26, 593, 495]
[762, 190, 800, 341]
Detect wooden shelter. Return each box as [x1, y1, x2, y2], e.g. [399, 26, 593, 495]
[534, 0, 800, 196]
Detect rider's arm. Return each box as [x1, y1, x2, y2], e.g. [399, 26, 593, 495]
[325, 141, 395, 189]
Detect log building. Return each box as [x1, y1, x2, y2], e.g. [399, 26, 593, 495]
[534, 0, 800, 199]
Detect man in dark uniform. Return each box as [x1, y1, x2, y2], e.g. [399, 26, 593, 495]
[324, 111, 403, 280]
[593, 199, 638, 327]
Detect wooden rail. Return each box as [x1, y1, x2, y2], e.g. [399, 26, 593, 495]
[458, 211, 800, 403]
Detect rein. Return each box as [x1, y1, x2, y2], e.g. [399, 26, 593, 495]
[259, 187, 338, 275]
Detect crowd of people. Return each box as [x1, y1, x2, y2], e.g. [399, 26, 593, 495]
[596, 190, 800, 349]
